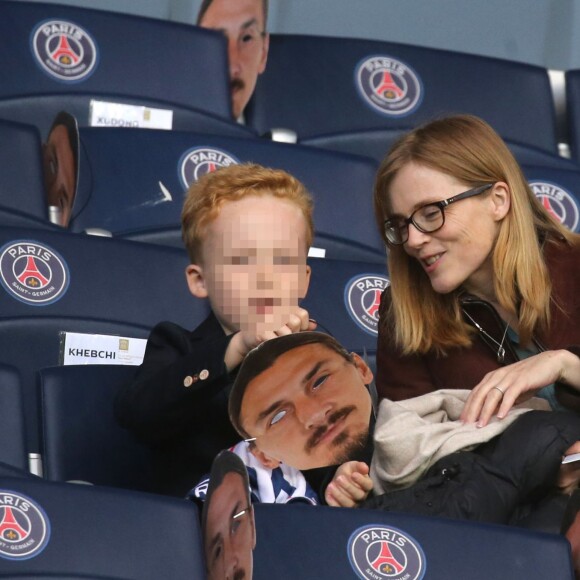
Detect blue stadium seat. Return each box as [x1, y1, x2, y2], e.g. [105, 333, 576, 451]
[0, 460, 32, 479]
[247, 35, 559, 157]
[302, 257, 389, 359]
[0, 227, 210, 454]
[0, 0, 241, 136]
[521, 165, 580, 232]
[0, 118, 50, 225]
[298, 128, 577, 169]
[252, 503, 574, 579]
[0, 94, 256, 142]
[70, 128, 385, 261]
[0, 207, 59, 230]
[507, 140, 580, 170]
[39, 365, 153, 491]
[565, 69, 580, 163]
[0, 364, 27, 472]
[0, 477, 205, 579]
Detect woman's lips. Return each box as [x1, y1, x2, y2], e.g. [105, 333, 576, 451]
[421, 252, 443, 273]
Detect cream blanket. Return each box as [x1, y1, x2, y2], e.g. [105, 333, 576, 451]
[370, 389, 550, 494]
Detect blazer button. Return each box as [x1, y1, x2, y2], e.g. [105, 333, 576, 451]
[199, 369, 209, 380]
[184, 375, 199, 387]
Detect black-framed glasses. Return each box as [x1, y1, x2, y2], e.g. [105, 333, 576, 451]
[383, 183, 495, 245]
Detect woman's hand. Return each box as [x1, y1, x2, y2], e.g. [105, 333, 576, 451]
[460, 349, 580, 427]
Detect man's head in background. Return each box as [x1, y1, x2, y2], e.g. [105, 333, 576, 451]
[202, 450, 256, 580]
[42, 111, 79, 227]
[229, 332, 374, 470]
[197, 0, 269, 120]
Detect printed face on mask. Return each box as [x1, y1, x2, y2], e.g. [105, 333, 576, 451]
[239, 343, 373, 470]
[204, 470, 256, 580]
[199, 0, 269, 119]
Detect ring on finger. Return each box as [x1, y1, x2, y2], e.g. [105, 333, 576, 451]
[493, 386, 505, 396]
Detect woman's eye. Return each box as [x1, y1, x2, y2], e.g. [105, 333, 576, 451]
[313, 375, 328, 390]
[422, 208, 440, 221]
[229, 256, 250, 265]
[270, 410, 286, 426]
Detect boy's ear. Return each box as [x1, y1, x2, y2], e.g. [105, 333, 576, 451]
[300, 265, 312, 299]
[185, 264, 208, 299]
[352, 352, 374, 385]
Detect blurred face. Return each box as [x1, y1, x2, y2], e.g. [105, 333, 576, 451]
[188, 195, 310, 335]
[240, 344, 373, 470]
[204, 472, 255, 580]
[388, 162, 507, 297]
[200, 0, 269, 119]
[42, 124, 76, 226]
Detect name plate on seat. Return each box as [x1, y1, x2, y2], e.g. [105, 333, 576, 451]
[308, 247, 326, 258]
[59, 331, 147, 366]
[89, 100, 173, 130]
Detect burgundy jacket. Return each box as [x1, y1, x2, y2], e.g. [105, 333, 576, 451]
[376, 238, 580, 410]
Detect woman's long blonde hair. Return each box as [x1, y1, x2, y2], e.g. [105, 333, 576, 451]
[373, 114, 577, 355]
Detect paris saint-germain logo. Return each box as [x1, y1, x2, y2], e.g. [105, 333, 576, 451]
[31, 19, 99, 83]
[529, 181, 580, 232]
[0, 241, 70, 306]
[179, 147, 239, 189]
[355, 55, 423, 117]
[345, 274, 390, 336]
[0, 490, 51, 561]
[348, 525, 426, 580]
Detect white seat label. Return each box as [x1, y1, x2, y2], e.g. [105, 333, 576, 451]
[60, 332, 147, 366]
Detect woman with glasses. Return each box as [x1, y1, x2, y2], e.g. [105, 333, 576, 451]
[373, 114, 580, 427]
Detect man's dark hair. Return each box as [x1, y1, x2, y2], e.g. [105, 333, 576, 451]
[197, 0, 269, 27]
[201, 450, 251, 535]
[229, 332, 354, 438]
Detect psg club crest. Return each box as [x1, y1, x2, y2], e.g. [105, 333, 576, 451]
[529, 181, 580, 232]
[179, 147, 239, 189]
[345, 274, 390, 336]
[355, 55, 423, 117]
[348, 525, 426, 580]
[0, 241, 70, 306]
[31, 19, 99, 83]
[0, 490, 51, 561]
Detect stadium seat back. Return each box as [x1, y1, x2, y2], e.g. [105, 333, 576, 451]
[0, 119, 47, 220]
[252, 503, 574, 579]
[302, 257, 389, 357]
[0, 227, 209, 453]
[39, 365, 153, 491]
[0, 94, 256, 142]
[71, 128, 385, 261]
[0, 477, 205, 579]
[0, 0, 231, 117]
[521, 164, 580, 233]
[0, 364, 27, 471]
[565, 69, 580, 163]
[308, 128, 580, 168]
[0, 0, 247, 139]
[248, 35, 558, 155]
